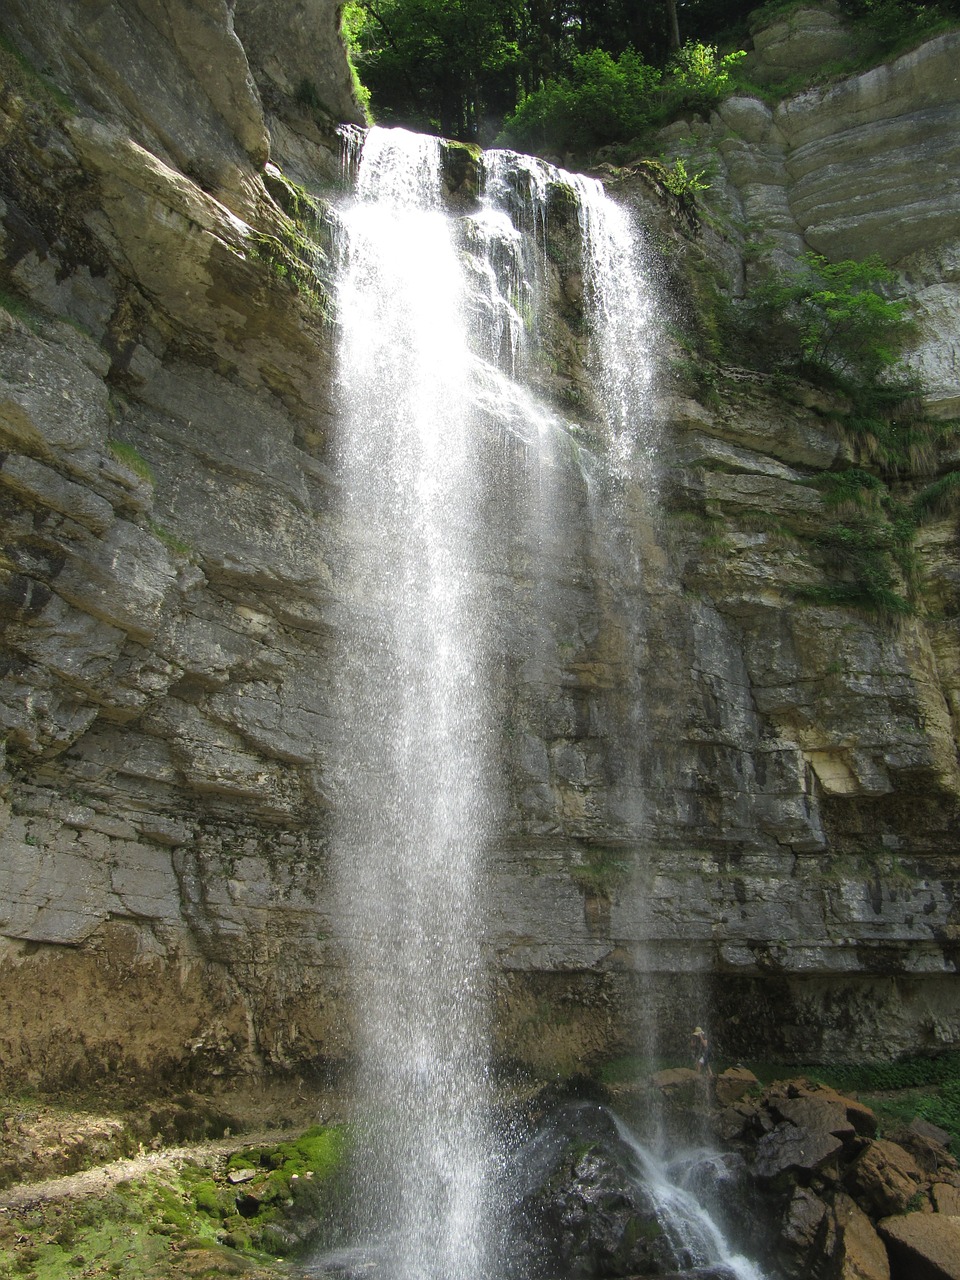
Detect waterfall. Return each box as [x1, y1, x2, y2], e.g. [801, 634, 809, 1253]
[329, 127, 498, 1280]
[612, 1116, 769, 1280]
[323, 125, 755, 1280]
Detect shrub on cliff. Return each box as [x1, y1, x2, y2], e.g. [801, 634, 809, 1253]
[750, 252, 914, 387]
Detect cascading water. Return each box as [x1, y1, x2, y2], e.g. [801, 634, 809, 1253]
[323, 123, 766, 1280]
[328, 127, 498, 1280]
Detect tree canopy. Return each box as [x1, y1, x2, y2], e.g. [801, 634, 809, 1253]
[343, 0, 960, 148]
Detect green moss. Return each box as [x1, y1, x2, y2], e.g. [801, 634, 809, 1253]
[0, 287, 44, 333]
[0, 32, 76, 116]
[148, 521, 192, 558]
[246, 229, 332, 318]
[191, 1179, 221, 1216]
[569, 845, 632, 894]
[0, 1126, 348, 1276]
[262, 169, 328, 234]
[107, 440, 154, 484]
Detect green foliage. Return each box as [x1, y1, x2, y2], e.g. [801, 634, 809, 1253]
[107, 440, 154, 484]
[342, 3, 375, 118]
[915, 1079, 960, 1144]
[661, 156, 711, 197]
[800, 509, 916, 617]
[500, 47, 661, 152]
[795, 466, 926, 617]
[667, 40, 746, 109]
[814, 467, 886, 509]
[347, 0, 525, 138]
[836, 0, 960, 54]
[912, 468, 960, 522]
[0, 1125, 350, 1277]
[334, 0, 959, 142]
[500, 39, 747, 154]
[812, 1052, 960, 1146]
[750, 253, 914, 385]
[815, 1051, 960, 1095]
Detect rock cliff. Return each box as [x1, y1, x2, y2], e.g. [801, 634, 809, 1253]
[0, 1, 958, 1091]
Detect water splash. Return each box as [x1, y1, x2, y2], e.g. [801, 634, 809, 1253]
[613, 1114, 770, 1280]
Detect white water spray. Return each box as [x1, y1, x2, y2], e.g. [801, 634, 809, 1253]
[613, 1116, 769, 1280]
[329, 127, 497, 1280]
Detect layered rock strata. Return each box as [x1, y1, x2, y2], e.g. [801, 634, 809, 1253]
[0, 1, 957, 1089]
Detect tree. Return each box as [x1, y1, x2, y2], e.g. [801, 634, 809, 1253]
[348, 0, 525, 139]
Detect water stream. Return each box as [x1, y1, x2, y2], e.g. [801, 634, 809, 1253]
[329, 127, 498, 1280]
[323, 125, 764, 1280]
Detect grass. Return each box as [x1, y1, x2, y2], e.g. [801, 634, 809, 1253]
[569, 845, 633, 894]
[149, 521, 193, 558]
[0, 287, 45, 334]
[107, 440, 155, 484]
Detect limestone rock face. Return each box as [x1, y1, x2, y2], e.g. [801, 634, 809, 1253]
[0, 3, 958, 1088]
[0, 0, 269, 214]
[671, 27, 960, 417]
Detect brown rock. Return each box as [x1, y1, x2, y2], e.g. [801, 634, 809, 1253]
[832, 1192, 891, 1280]
[716, 1097, 760, 1143]
[715, 1065, 760, 1107]
[932, 1183, 960, 1215]
[780, 1185, 829, 1266]
[651, 1067, 700, 1093]
[891, 1126, 960, 1178]
[773, 1093, 856, 1142]
[878, 1212, 960, 1280]
[848, 1140, 926, 1217]
[768, 1080, 876, 1137]
[911, 1118, 954, 1150]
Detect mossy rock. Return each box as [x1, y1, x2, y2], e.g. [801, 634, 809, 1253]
[442, 140, 482, 200]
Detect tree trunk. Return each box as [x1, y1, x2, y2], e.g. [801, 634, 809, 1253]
[666, 0, 681, 51]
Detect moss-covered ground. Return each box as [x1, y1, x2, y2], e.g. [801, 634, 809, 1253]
[0, 1090, 349, 1280]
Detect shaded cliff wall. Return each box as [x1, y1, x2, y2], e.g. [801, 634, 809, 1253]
[0, 1, 957, 1090]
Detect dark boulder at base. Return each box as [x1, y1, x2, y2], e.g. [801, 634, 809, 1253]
[514, 1103, 682, 1277]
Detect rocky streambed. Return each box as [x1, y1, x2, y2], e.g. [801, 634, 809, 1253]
[1, 1069, 957, 1280]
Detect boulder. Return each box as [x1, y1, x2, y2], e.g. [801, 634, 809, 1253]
[651, 1067, 701, 1094]
[753, 1119, 844, 1182]
[847, 1140, 926, 1217]
[778, 1185, 829, 1276]
[516, 1105, 685, 1278]
[715, 1066, 759, 1107]
[878, 1212, 960, 1280]
[771, 1093, 856, 1141]
[831, 1192, 891, 1280]
[932, 1183, 960, 1215]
